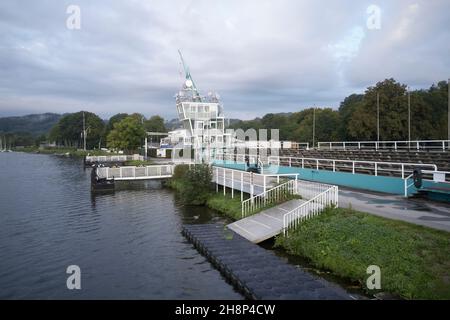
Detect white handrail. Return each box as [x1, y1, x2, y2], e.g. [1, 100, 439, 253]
[86, 154, 144, 162]
[242, 180, 296, 218]
[404, 173, 415, 197]
[283, 185, 338, 236]
[317, 140, 450, 151]
[96, 165, 173, 180]
[268, 156, 437, 179]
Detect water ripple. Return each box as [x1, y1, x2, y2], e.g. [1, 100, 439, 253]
[0, 152, 241, 299]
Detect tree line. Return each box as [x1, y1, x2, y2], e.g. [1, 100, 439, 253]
[49, 112, 166, 152]
[229, 79, 449, 143]
[4, 78, 448, 150]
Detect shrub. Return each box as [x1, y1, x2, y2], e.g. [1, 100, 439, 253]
[172, 164, 190, 180]
[178, 164, 212, 205]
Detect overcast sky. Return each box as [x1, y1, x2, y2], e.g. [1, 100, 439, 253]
[0, 0, 449, 120]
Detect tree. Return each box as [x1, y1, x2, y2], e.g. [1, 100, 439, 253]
[144, 115, 166, 133]
[49, 111, 105, 149]
[348, 79, 408, 140]
[106, 116, 145, 153]
[338, 94, 364, 140]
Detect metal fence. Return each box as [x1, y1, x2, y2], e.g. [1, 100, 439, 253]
[283, 185, 338, 236]
[96, 165, 173, 180]
[317, 140, 450, 151]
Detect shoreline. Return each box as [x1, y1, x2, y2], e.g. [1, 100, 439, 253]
[166, 171, 450, 300]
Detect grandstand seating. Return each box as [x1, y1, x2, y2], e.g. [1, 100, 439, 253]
[278, 149, 450, 177]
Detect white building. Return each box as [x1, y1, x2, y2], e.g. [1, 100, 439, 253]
[163, 51, 231, 160]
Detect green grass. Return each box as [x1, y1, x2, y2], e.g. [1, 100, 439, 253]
[206, 193, 244, 220]
[167, 175, 302, 220]
[14, 146, 113, 157]
[124, 160, 153, 166]
[275, 207, 450, 299]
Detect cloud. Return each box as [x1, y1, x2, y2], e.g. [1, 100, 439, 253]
[0, 0, 448, 120]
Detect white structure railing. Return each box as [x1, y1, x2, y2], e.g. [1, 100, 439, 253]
[212, 165, 298, 201]
[96, 165, 173, 180]
[282, 141, 310, 150]
[86, 154, 143, 163]
[242, 180, 296, 218]
[268, 156, 437, 179]
[295, 180, 336, 200]
[283, 185, 338, 236]
[318, 140, 450, 151]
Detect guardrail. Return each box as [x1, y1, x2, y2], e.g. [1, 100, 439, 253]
[283, 185, 338, 236]
[318, 140, 450, 151]
[96, 165, 173, 180]
[268, 156, 437, 179]
[242, 180, 296, 218]
[86, 154, 143, 163]
[282, 141, 310, 150]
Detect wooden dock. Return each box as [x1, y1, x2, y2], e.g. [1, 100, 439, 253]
[182, 223, 350, 300]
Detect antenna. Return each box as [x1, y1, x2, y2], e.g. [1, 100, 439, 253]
[178, 49, 199, 93]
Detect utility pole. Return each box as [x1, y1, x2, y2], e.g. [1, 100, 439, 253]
[312, 105, 316, 149]
[82, 111, 87, 151]
[408, 87, 411, 146]
[448, 78, 449, 148]
[377, 92, 380, 142]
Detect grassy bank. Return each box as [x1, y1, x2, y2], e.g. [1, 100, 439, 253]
[275, 207, 450, 299]
[167, 171, 300, 220]
[13, 146, 112, 157]
[206, 193, 243, 220]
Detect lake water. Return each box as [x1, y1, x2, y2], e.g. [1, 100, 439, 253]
[0, 152, 242, 299]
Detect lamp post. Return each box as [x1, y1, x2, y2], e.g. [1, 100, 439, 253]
[377, 92, 380, 142]
[312, 105, 316, 149]
[408, 87, 411, 148]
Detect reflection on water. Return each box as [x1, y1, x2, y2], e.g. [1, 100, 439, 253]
[0, 152, 241, 299]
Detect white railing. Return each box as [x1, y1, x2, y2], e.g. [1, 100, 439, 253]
[282, 141, 310, 150]
[242, 180, 296, 218]
[404, 170, 450, 197]
[318, 140, 450, 151]
[268, 156, 437, 179]
[212, 165, 299, 201]
[96, 165, 173, 180]
[86, 154, 143, 163]
[295, 180, 336, 200]
[283, 185, 338, 236]
[404, 173, 415, 197]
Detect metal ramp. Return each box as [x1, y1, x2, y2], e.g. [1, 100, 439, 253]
[227, 199, 306, 243]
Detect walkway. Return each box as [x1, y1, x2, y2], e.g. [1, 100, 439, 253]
[339, 188, 450, 232]
[96, 165, 173, 181]
[227, 199, 306, 243]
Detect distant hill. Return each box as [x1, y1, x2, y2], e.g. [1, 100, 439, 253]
[0, 113, 62, 136]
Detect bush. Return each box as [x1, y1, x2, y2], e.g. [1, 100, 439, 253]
[178, 164, 212, 205]
[172, 164, 190, 180]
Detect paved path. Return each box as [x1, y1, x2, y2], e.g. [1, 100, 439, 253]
[339, 188, 450, 232]
[182, 223, 351, 300]
[227, 199, 305, 243]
